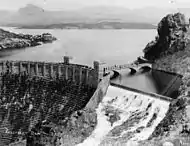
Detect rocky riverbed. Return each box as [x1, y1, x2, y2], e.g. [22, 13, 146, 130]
[0, 28, 57, 51]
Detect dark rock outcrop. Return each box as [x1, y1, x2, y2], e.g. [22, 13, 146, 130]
[143, 13, 189, 61]
[0, 28, 57, 51]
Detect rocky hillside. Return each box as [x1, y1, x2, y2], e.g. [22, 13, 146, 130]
[143, 13, 189, 61]
[141, 13, 190, 146]
[0, 28, 56, 51]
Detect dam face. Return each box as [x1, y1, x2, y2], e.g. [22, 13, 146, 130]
[0, 73, 96, 145]
[78, 85, 170, 146]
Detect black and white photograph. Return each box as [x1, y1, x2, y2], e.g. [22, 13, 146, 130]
[0, 0, 190, 146]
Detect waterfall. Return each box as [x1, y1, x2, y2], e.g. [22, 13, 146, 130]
[77, 85, 170, 146]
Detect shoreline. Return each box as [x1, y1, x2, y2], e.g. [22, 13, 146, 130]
[16, 27, 157, 30]
[0, 28, 57, 52]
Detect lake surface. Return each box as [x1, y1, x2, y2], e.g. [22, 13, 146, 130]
[0, 27, 156, 66]
[0, 27, 179, 96]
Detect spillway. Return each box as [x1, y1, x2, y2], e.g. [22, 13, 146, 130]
[78, 85, 170, 146]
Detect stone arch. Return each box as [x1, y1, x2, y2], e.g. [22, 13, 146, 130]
[140, 66, 152, 71]
[128, 67, 137, 74]
[110, 70, 120, 79]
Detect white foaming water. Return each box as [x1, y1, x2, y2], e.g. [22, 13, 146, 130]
[77, 86, 170, 146]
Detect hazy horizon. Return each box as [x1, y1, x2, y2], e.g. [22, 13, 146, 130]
[1, 0, 190, 11]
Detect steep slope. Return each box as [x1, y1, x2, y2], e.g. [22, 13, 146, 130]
[0, 73, 96, 146]
[141, 12, 190, 146]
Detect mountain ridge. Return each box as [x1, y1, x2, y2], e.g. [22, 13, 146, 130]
[0, 4, 189, 29]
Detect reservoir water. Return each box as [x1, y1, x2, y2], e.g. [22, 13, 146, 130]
[0, 27, 181, 96]
[0, 27, 156, 66]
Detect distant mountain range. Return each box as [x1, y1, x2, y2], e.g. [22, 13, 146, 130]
[0, 4, 189, 29]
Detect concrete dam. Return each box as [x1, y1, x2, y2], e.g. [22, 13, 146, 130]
[0, 57, 183, 146]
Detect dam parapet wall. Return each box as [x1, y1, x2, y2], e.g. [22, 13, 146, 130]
[0, 57, 105, 88]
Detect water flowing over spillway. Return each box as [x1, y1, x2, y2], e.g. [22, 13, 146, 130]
[78, 86, 170, 146]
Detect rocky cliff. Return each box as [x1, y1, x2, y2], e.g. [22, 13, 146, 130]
[143, 13, 189, 61]
[0, 28, 56, 51]
[141, 13, 190, 146]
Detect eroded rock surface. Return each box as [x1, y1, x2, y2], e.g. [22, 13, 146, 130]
[144, 13, 189, 61]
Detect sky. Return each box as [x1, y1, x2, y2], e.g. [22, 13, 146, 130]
[0, 0, 190, 10]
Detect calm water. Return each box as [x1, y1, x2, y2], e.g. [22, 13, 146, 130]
[1, 27, 173, 95]
[0, 27, 156, 66]
[111, 70, 159, 94]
